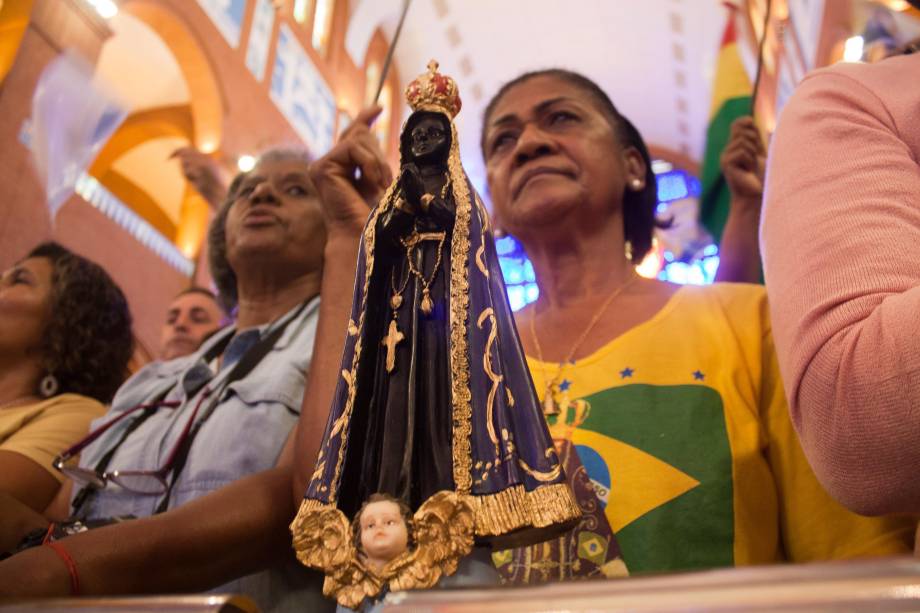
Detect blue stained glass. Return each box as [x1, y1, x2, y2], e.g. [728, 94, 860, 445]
[525, 283, 539, 302]
[495, 236, 517, 256]
[655, 170, 690, 202]
[523, 260, 536, 282]
[686, 264, 705, 285]
[500, 258, 524, 285]
[507, 286, 526, 311]
[663, 261, 690, 284]
[703, 255, 720, 280]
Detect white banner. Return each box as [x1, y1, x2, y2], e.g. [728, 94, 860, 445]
[270, 23, 337, 155]
[245, 0, 275, 81]
[196, 0, 247, 48]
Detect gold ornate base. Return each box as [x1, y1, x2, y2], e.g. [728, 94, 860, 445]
[290, 485, 581, 608]
[290, 491, 475, 609]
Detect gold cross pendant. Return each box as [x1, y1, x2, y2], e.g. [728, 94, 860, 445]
[382, 318, 404, 374]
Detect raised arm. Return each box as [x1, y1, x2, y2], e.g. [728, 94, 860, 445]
[291, 106, 392, 503]
[714, 116, 765, 284]
[761, 55, 920, 515]
[0, 465, 297, 596]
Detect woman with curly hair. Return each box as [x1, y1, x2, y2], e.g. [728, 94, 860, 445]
[0, 242, 133, 513]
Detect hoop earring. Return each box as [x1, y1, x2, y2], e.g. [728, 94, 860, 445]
[39, 374, 59, 398]
[624, 240, 634, 262]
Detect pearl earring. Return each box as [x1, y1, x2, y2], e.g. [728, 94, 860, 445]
[39, 373, 59, 398]
[631, 179, 643, 191]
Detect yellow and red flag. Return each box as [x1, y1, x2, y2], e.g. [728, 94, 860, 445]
[700, 3, 753, 244]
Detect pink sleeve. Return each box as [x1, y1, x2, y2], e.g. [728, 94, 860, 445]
[761, 59, 920, 515]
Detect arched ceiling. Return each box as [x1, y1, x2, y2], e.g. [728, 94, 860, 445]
[348, 0, 726, 196]
[96, 11, 190, 112]
[93, 11, 191, 226]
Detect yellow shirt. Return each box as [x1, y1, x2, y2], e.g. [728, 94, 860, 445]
[496, 284, 912, 578]
[0, 393, 105, 483]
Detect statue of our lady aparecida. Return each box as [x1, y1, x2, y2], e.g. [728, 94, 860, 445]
[290, 61, 581, 609]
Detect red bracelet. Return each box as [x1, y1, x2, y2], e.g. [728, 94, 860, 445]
[44, 541, 81, 596]
[41, 522, 56, 544]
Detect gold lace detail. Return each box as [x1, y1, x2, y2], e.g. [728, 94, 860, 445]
[477, 308, 502, 456]
[517, 456, 563, 483]
[446, 123, 474, 494]
[469, 483, 581, 537]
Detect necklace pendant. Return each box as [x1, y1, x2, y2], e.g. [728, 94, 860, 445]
[543, 393, 560, 416]
[390, 294, 403, 310]
[420, 289, 433, 314]
[382, 318, 405, 374]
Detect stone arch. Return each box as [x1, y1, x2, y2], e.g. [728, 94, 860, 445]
[88, 2, 228, 262]
[122, 0, 225, 151]
[0, 0, 34, 87]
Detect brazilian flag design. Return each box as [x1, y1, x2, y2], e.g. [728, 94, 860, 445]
[565, 383, 734, 572]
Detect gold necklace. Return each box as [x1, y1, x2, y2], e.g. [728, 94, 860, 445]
[400, 230, 446, 315]
[529, 273, 639, 416]
[390, 262, 411, 310]
[0, 395, 39, 410]
[381, 227, 447, 375]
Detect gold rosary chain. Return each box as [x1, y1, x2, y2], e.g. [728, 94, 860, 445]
[400, 231, 446, 295]
[390, 259, 411, 302]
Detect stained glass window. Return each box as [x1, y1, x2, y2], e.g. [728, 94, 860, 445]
[293, 0, 314, 24]
[312, 0, 335, 55]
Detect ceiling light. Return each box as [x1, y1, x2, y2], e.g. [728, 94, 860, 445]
[198, 140, 218, 154]
[237, 155, 256, 172]
[843, 36, 864, 63]
[85, 0, 118, 19]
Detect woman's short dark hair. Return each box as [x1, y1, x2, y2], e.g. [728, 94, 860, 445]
[207, 148, 312, 312]
[27, 242, 133, 403]
[481, 69, 665, 263]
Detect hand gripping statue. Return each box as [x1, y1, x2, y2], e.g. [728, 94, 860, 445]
[291, 61, 581, 609]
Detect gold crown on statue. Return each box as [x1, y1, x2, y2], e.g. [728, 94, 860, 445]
[405, 60, 462, 118]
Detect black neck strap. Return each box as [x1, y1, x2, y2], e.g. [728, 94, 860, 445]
[72, 299, 311, 517]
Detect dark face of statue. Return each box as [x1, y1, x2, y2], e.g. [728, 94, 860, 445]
[409, 116, 449, 164]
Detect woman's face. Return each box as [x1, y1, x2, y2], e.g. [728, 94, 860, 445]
[483, 75, 642, 240]
[0, 257, 53, 361]
[224, 157, 327, 279]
